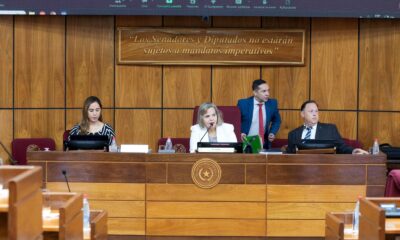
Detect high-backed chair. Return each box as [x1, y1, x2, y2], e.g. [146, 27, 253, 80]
[385, 170, 400, 197]
[11, 138, 56, 165]
[192, 106, 242, 141]
[343, 138, 363, 149]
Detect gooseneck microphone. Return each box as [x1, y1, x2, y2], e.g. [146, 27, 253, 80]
[0, 140, 17, 165]
[62, 170, 71, 192]
[199, 122, 214, 143]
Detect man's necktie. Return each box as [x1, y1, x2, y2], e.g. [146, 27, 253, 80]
[258, 103, 264, 144]
[304, 126, 312, 139]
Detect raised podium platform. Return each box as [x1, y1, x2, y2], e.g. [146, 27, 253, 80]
[27, 151, 387, 239]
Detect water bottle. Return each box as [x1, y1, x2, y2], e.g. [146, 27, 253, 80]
[352, 197, 361, 234]
[82, 194, 91, 235]
[110, 137, 118, 152]
[372, 138, 379, 155]
[165, 138, 173, 150]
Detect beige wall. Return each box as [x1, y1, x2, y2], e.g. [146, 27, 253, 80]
[0, 16, 399, 161]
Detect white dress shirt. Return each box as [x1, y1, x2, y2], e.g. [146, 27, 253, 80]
[301, 123, 318, 139]
[248, 98, 267, 136]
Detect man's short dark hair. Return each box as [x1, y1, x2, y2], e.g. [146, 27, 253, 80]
[300, 100, 318, 111]
[252, 79, 266, 91]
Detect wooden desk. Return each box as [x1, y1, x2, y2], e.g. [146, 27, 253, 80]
[0, 166, 43, 240]
[329, 198, 400, 240]
[42, 192, 83, 240]
[28, 151, 387, 239]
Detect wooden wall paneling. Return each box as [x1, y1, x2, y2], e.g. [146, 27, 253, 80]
[212, 17, 261, 106]
[358, 112, 400, 147]
[0, 110, 13, 163]
[311, 18, 358, 110]
[162, 17, 212, 110]
[115, 16, 162, 109]
[14, 110, 65, 150]
[274, 110, 302, 139]
[163, 110, 193, 138]
[115, 109, 161, 151]
[14, 16, 65, 108]
[116, 65, 162, 108]
[163, 66, 211, 108]
[262, 17, 310, 109]
[0, 16, 13, 108]
[319, 111, 357, 140]
[212, 66, 260, 106]
[66, 109, 115, 131]
[66, 16, 114, 108]
[359, 19, 400, 111]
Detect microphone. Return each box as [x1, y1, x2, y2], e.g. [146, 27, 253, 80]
[62, 170, 71, 192]
[0, 139, 17, 165]
[198, 122, 214, 143]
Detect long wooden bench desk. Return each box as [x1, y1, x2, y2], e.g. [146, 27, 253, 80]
[327, 198, 400, 240]
[0, 166, 43, 240]
[27, 151, 387, 239]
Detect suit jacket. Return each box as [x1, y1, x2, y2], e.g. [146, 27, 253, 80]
[237, 96, 281, 148]
[190, 123, 237, 153]
[287, 122, 354, 154]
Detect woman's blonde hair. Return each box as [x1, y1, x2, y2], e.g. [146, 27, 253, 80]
[197, 102, 224, 128]
[79, 96, 103, 134]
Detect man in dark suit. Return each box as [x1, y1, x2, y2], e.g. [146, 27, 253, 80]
[237, 79, 281, 149]
[287, 100, 368, 154]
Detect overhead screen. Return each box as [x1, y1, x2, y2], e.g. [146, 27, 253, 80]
[0, 0, 399, 18]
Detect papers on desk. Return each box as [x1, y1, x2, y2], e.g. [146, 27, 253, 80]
[259, 149, 283, 155]
[197, 147, 236, 153]
[42, 208, 59, 219]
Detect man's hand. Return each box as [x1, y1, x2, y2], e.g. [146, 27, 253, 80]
[268, 133, 276, 142]
[352, 148, 369, 155]
[241, 133, 247, 141]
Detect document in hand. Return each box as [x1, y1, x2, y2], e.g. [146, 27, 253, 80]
[242, 135, 263, 153]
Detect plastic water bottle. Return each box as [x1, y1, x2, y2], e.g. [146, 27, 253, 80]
[353, 197, 360, 234]
[110, 137, 118, 152]
[372, 138, 380, 155]
[83, 194, 91, 236]
[165, 138, 173, 150]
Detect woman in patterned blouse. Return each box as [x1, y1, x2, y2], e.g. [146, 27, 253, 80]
[68, 96, 115, 145]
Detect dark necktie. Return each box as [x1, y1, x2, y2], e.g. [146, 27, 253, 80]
[258, 103, 264, 144]
[304, 126, 312, 139]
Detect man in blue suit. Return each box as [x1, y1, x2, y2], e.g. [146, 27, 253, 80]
[237, 79, 281, 149]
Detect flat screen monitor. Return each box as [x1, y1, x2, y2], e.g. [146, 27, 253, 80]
[0, 0, 399, 18]
[296, 139, 337, 150]
[66, 135, 109, 151]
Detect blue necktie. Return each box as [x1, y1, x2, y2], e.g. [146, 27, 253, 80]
[304, 127, 312, 139]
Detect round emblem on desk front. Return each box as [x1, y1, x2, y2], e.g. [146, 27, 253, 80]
[191, 158, 222, 189]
